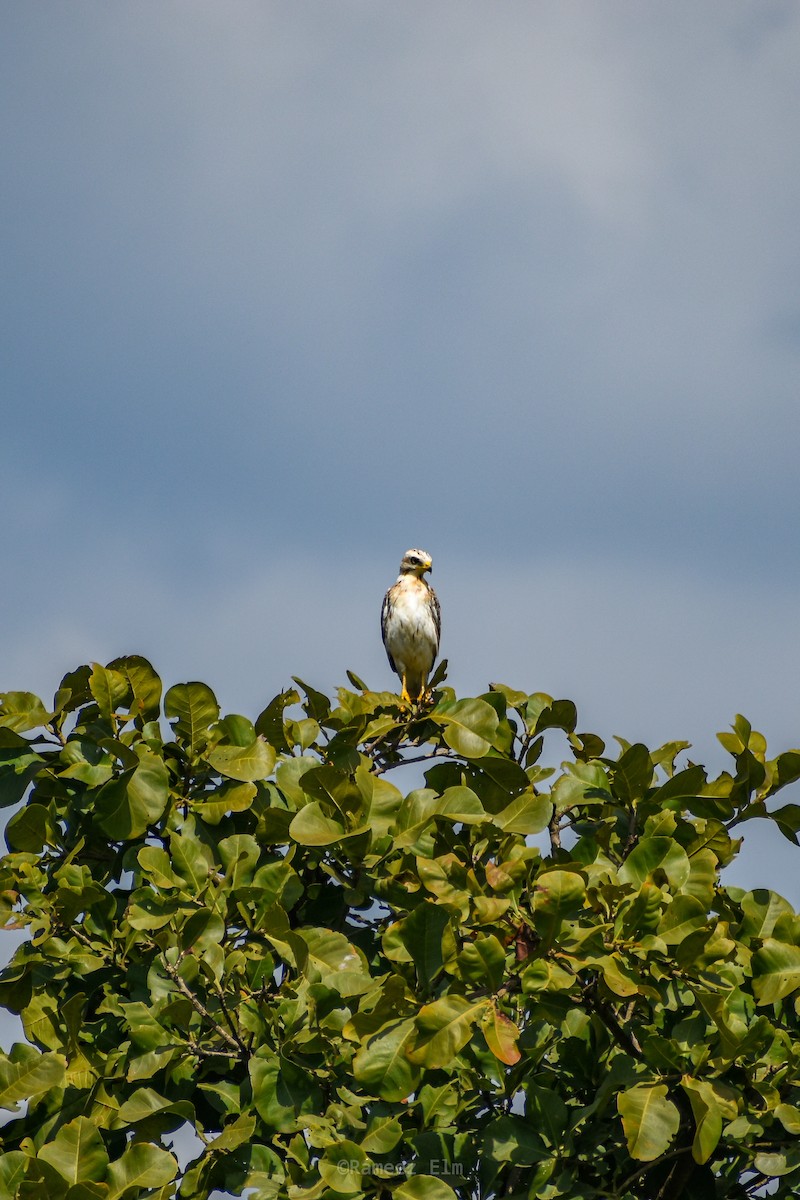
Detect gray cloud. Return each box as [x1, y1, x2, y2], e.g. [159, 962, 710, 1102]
[4, 3, 800, 559]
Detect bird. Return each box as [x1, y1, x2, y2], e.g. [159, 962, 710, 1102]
[381, 548, 441, 704]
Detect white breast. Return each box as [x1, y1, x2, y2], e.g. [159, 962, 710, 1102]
[384, 578, 438, 676]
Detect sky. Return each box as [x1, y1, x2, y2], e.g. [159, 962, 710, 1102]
[3, 1, 800, 901]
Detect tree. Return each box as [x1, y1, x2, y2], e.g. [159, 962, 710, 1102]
[0, 656, 799, 1200]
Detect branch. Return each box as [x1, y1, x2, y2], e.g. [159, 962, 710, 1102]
[621, 805, 638, 859]
[372, 748, 452, 776]
[161, 957, 247, 1057]
[615, 1145, 693, 1195]
[516, 728, 535, 765]
[548, 806, 561, 855]
[581, 976, 643, 1057]
[186, 1038, 241, 1061]
[214, 980, 248, 1051]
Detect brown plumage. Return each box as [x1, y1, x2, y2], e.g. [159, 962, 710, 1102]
[381, 548, 441, 703]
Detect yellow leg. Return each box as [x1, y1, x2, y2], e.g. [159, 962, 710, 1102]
[400, 675, 430, 707]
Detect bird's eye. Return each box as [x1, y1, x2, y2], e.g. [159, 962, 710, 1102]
[408, 556, 421, 565]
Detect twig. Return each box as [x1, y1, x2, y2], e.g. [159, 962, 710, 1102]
[373, 748, 452, 776]
[364, 726, 403, 756]
[548, 807, 561, 855]
[214, 981, 247, 1050]
[161, 958, 247, 1057]
[581, 976, 642, 1057]
[187, 1039, 241, 1061]
[621, 805, 638, 859]
[615, 1145, 693, 1195]
[516, 728, 535, 765]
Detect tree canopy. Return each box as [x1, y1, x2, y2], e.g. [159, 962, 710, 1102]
[1, 657, 800, 1200]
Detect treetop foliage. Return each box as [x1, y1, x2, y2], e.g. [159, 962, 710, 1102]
[1, 656, 800, 1200]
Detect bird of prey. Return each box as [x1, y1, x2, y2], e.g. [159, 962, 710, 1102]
[381, 548, 441, 704]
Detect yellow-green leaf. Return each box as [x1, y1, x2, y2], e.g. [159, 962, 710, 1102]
[482, 1005, 521, 1065]
[617, 1084, 680, 1161]
[407, 995, 488, 1069]
[431, 698, 499, 759]
[205, 737, 276, 782]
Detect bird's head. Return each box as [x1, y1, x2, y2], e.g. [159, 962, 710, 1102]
[399, 548, 433, 578]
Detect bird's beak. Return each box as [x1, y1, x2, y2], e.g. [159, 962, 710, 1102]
[425, 560, 433, 574]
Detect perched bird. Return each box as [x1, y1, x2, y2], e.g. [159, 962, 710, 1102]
[381, 548, 441, 704]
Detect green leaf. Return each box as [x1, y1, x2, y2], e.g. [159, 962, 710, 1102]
[0, 692, 53, 733]
[294, 928, 370, 994]
[38, 1117, 109, 1184]
[395, 1179, 457, 1200]
[407, 995, 488, 1069]
[95, 751, 169, 840]
[117, 1087, 193, 1125]
[435, 785, 485, 824]
[0, 1045, 66, 1110]
[291, 677, 332, 723]
[255, 687, 300, 753]
[107, 655, 162, 721]
[169, 830, 211, 892]
[219, 833, 260, 888]
[205, 737, 276, 782]
[288, 802, 348, 846]
[137, 846, 178, 889]
[207, 1112, 257, 1152]
[524, 1083, 568, 1148]
[482, 1005, 521, 1065]
[431, 698, 499, 758]
[530, 869, 586, 919]
[752, 938, 800, 1004]
[775, 1103, 800, 1135]
[360, 1116, 403, 1155]
[105, 1144, 177, 1199]
[5, 802, 55, 853]
[619, 837, 690, 890]
[612, 743, 653, 802]
[653, 765, 706, 806]
[533, 698, 577, 735]
[89, 664, 130, 723]
[192, 778, 256, 825]
[0, 1153, 27, 1197]
[318, 1141, 366, 1195]
[358, 769, 403, 838]
[617, 1084, 680, 1161]
[0, 738, 44, 808]
[483, 1113, 548, 1166]
[457, 934, 506, 991]
[248, 1052, 323, 1133]
[401, 902, 450, 989]
[491, 789, 552, 834]
[163, 682, 220, 753]
[681, 1076, 736, 1164]
[658, 895, 709, 946]
[774, 750, 800, 789]
[769, 802, 800, 845]
[352, 1018, 421, 1102]
[739, 888, 793, 939]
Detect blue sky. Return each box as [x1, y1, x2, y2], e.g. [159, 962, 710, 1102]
[3, 1, 800, 896]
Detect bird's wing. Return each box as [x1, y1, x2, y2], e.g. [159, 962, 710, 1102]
[429, 585, 441, 655]
[381, 586, 398, 673]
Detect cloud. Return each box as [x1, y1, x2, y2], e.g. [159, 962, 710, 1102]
[4, 2, 799, 583]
